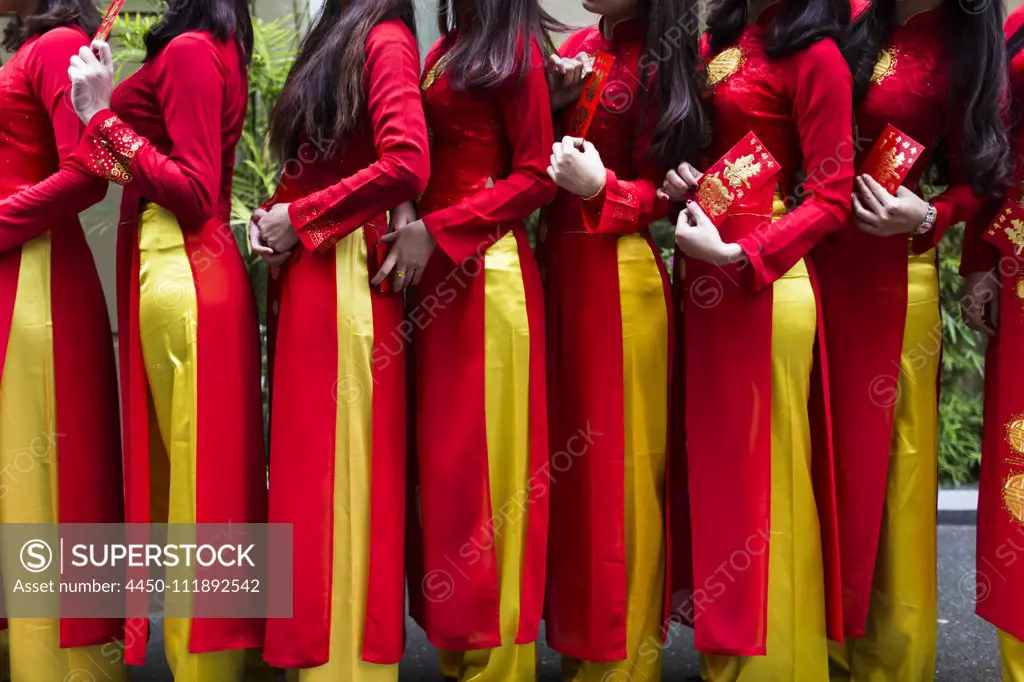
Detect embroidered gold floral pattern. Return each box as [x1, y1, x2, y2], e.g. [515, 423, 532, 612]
[1006, 416, 1024, 455]
[1004, 219, 1024, 257]
[877, 146, 907, 186]
[706, 47, 745, 89]
[697, 172, 734, 218]
[85, 115, 145, 186]
[1003, 473, 1024, 525]
[870, 48, 898, 85]
[1016, 278, 1024, 302]
[422, 57, 448, 92]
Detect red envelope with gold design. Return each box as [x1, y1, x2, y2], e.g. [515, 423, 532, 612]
[694, 132, 780, 226]
[567, 52, 614, 138]
[983, 191, 1024, 258]
[859, 124, 924, 193]
[95, 0, 126, 41]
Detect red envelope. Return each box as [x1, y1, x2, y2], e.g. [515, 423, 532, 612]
[694, 132, 781, 226]
[983, 192, 1024, 258]
[95, 0, 126, 41]
[859, 124, 924, 193]
[567, 52, 614, 139]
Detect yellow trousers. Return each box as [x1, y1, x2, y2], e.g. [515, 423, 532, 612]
[0, 234, 126, 682]
[829, 251, 939, 682]
[437, 233, 539, 682]
[703, 260, 830, 681]
[139, 205, 251, 681]
[1001, 631, 1024, 682]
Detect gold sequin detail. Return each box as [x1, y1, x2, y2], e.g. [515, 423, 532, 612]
[705, 47, 745, 89]
[422, 57, 448, 92]
[85, 115, 145, 185]
[870, 48, 898, 85]
[1004, 473, 1024, 525]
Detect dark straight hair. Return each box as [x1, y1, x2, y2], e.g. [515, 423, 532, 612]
[707, 0, 850, 59]
[641, 0, 707, 171]
[842, 0, 1010, 193]
[437, 0, 567, 90]
[2, 0, 100, 51]
[144, 0, 253, 63]
[268, 0, 416, 161]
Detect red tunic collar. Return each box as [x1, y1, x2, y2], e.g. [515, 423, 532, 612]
[599, 14, 645, 44]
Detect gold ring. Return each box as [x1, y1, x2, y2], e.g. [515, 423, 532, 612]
[396, 271, 407, 278]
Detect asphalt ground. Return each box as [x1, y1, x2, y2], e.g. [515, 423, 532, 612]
[123, 525, 1004, 681]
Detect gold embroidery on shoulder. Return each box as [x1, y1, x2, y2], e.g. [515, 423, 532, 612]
[870, 47, 898, 85]
[1003, 472, 1024, 525]
[422, 57, 447, 92]
[706, 47, 745, 89]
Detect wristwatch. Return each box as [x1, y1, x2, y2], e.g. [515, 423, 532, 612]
[912, 203, 937, 236]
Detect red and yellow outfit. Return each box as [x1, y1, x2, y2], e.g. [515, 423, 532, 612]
[814, 9, 983, 681]
[541, 17, 671, 682]
[677, 10, 852, 680]
[961, 7, 1024, 679]
[76, 31, 266, 679]
[0, 25, 124, 682]
[260, 19, 429, 682]
[406, 35, 554, 682]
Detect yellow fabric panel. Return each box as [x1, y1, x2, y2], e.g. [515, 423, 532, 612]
[1000, 630, 1024, 682]
[831, 250, 939, 682]
[564, 234, 668, 682]
[453, 231, 534, 682]
[704, 259, 830, 681]
[138, 204, 247, 681]
[292, 228, 396, 682]
[0, 234, 126, 682]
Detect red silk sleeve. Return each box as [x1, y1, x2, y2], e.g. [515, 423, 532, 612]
[581, 125, 670, 235]
[0, 27, 107, 253]
[421, 39, 557, 265]
[911, 106, 986, 254]
[78, 33, 227, 226]
[287, 22, 429, 253]
[738, 40, 854, 290]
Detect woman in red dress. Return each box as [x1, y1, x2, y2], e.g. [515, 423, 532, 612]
[68, 1, 266, 678]
[662, 0, 852, 678]
[0, 1, 123, 679]
[541, 1, 705, 680]
[961, 6, 1024, 679]
[395, 1, 557, 680]
[249, 1, 429, 680]
[817, 1, 1007, 679]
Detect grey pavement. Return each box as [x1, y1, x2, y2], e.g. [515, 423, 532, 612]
[130, 525, 1001, 681]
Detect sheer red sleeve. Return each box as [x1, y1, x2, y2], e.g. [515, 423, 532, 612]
[421, 39, 557, 265]
[738, 40, 854, 290]
[287, 21, 430, 253]
[78, 33, 227, 227]
[0, 27, 107, 253]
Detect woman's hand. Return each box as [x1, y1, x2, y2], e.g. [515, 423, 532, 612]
[371, 219, 436, 293]
[389, 201, 418, 233]
[68, 40, 114, 124]
[675, 201, 743, 266]
[547, 136, 606, 199]
[961, 270, 1000, 337]
[658, 162, 704, 202]
[249, 208, 292, 267]
[547, 52, 592, 111]
[258, 203, 300, 253]
[852, 175, 931, 236]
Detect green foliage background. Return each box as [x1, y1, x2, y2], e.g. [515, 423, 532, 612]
[115, 9, 985, 484]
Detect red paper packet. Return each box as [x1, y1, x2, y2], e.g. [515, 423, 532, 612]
[694, 132, 780, 226]
[95, 0, 126, 42]
[567, 52, 614, 139]
[858, 124, 924, 193]
[983, 191, 1024, 258]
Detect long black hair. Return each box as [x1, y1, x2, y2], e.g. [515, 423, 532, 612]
[144, 0, 253, 63]
[642, 0, 707, 170]
[268, 0, 416, 161]
[2, 0, 99, 51]
[437, 0, 567, 90]
[707, 0, 850, 59]
[843, 0, 1009, 193]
